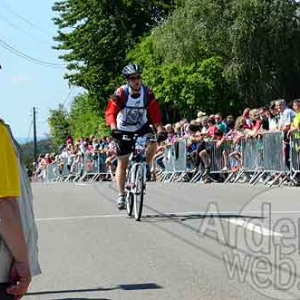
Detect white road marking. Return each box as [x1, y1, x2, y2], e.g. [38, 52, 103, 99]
[35, 210, 296, 227]
[158, 210, 300, 215]
[224, 218, 282, 236]
[36, 214, 127, 222]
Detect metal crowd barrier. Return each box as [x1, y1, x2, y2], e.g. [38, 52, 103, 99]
[79, 152, 113, 181]
[190, 139, 236, 183]
[260, 131, 288, 186]
[45, 152, 112, 182]
[186, 133, 292, 187]
[46, 163, 60, 182]
[228, 136, 264, 184]
[158, 139, 187, 182]
[225, 132, 292, 187]
[44, 130, 300, 187]
[290, 130, 300, 182]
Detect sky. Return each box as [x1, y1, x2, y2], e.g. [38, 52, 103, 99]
[0, 0, 80, 140]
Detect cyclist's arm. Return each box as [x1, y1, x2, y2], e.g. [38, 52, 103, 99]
[146, 90, 164, 133]
[105, 88, 124, 130]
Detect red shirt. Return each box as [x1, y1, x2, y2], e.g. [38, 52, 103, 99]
[207, 125, 218, 138]
[105, 85, 162, 127]
[252, 119, 262, 131]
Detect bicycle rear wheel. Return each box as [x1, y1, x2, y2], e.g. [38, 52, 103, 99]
[134, 164, 145, 221]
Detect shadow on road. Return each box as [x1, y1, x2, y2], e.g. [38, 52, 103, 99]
[52, 298, 111, 300]
[25, 283, 162, 297]
[141, 212, 263, 223]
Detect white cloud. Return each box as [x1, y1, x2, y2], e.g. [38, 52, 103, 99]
[10, 75, 31, 84]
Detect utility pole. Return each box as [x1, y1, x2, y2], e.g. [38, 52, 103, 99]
[33, 107, 38, 163]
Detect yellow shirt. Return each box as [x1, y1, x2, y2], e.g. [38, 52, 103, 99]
[0, 121, 21, 198]
[292, 112, 300, 129]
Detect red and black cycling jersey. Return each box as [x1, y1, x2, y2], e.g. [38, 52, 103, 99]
[105, 85, 162, 128]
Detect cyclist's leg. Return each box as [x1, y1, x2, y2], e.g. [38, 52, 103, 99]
[137, 123, 157, 180]
[144, 142, 156, 181]
[145, 142, 157, 165]
[115, 154, 129, 196]
[114, 136, 133, 209]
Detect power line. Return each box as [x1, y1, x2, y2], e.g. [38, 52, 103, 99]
[26, 120, 33, 143]
[0, 13, 50, 44]
[0, 37, 66, 68]
[63, 86, 76, 108]
[1, 1, 51, 37]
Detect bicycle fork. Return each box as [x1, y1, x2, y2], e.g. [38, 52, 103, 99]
[126, 162, 147, 193]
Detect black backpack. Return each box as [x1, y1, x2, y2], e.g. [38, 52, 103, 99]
[121, 84, 149, 109]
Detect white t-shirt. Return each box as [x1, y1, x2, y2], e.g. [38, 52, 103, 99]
[116, 87, 148, 132]
[269, 117, 279, 131]
[278, 108, 295, 130]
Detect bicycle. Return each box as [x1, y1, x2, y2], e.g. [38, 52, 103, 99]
[123, 133, 157, 221]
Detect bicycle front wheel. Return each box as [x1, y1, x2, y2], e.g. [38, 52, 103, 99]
[125, 168, 134, 216]
[134, 164, 145, 221]
[126, 192, 134, 216]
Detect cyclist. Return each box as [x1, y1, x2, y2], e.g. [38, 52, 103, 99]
[105, 64, 167, 209]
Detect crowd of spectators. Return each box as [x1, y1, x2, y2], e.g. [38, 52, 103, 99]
[30, 98, 300, 182]
[31, 135, 118, 181]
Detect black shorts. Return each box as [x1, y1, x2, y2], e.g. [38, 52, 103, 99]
[0, 283, 13, 300]
[115, 123, 153, 156]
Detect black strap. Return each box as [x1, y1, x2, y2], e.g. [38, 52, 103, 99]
[123, 85, 148, 109]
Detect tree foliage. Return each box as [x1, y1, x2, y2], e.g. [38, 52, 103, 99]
[51, 0, 300, 138]
[127, 36, 238, 121]
[48, 104, 71, 148]
[152, 0, 300, 108]
[48, 94, 110, 144]
[226, 0, 300, 105]
[69, 93, 110, 138]
[52, 0, 177, 107]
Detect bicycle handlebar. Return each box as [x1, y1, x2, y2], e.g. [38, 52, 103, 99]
[121, 133, 157, 143]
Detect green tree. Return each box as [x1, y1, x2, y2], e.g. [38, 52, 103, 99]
[69, 93, 109, 139]
[128, 36, 238, 121]
[225, 0, 300, 105]
[52, 0, 177, 108]
[153, 0, 300, 108]
[153, 0, 233, 64]
[48, 104, 71, 148]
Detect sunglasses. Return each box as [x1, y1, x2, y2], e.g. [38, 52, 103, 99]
[128, 75, 141, 81]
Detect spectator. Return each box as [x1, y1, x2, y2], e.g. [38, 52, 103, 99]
[215, 113, 227, 134]
[268, 102, 279, 130]
[276, 99, 295, 132]
[0, 118, 41, 299]
[197, 111, 207, 118]
[105, 137, 117, 175]
[165, 124, 173, 133]
[247, 109, 262, 137]
[288, 99, 300, 138]
[66, 135, 73, 146]
[259, 106, 270, 131]
[174, 122, 182, 137]
[276, 99, 295, 169]
[206, 118, 218, 139]
[242, 107, 252, 128]
[201, 117, 209, 134]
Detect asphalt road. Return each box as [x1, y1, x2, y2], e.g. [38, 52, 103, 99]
[24, 181, 300, 300]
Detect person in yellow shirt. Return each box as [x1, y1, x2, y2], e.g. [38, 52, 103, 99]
[292, 99, 300, 129]
[288, 99, 300, 184]
[288, 99, 300, 138]
[0, 119, 40, 299]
